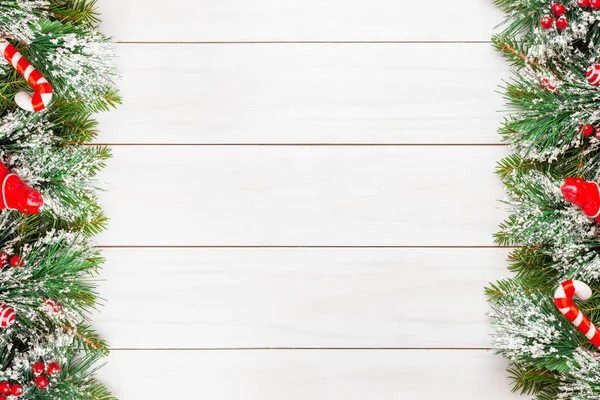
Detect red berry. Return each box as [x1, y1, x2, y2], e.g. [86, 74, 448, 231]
[0, 396, 6, 400]
[45, 300, 61, 313]
[552, 3, 566, 15]
[540, 15, 554, 29]
[556, 15, 568, 30]
[10, 384, 22, 397]
[592, 0, 600, 9]
[47, 362, 60, 376]
[9, 255, 22, 267]
[579, 0, 590, 6]
[0, 383, 10, 395]
[35, 375, 48, 389]
[0, 253, 8, 266]
[581, 124, 594, 136]
[32, 361, 45, 376]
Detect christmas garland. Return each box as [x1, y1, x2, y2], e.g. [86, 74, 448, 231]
[487, 1, 600, 399]
[0, 1, 119, 399]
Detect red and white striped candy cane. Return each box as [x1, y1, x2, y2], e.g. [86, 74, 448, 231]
[0, 39, 52, 112]
[0, 305, 15, 327]
[554, 280, 600, 347]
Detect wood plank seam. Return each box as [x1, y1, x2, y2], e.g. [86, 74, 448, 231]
[115, 41, 494, 44]
[98, 346, 513, 352]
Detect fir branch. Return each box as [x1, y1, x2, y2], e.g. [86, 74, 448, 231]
[49, 0, 100, 28]
[507, 363, 560, 400]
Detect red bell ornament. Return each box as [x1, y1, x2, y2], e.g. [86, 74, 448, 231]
[562, 177, 600, 222]
[0, 162, 42, 214]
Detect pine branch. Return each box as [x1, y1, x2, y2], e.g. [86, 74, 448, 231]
[49, 0, 101, 28]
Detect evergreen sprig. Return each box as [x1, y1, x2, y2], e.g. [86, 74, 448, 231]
[489, 1, 600, 399]
[0, 1, 119, 398]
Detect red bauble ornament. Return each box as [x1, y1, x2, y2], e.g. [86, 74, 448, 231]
[10, 384, 22, 397]
[0, 383, 10, 395]
[9, 255, 22, 267]
[562, 177, 600, 222]
[579, 0, 590, 6]
[556, 15, 568, 29]
[552, 3, 566, 15]
[47, 362, 60, 376]
[581, 124, 594, 136]
[35, 375, 48, 389]
[0, 162, 42, 214]
[587, 64, 600, 86]
[32, 362, 45, 376]
[592, 0, 600, 9]
[0, 305, 15, 327]
[540, 15, 554, 29]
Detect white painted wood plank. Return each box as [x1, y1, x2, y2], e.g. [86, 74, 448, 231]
[93, 247, 510, 349]
[95, 145, 507, 246]
[95, 43, 507, 144]
[97, 0, 504, 42]
[98, 350, 520, 400]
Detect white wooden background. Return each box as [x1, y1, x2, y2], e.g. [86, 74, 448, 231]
[90, 1, 524, 398]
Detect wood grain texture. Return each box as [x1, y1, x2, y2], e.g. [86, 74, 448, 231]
[92, 247, 511, 348]
[91, 1, 516, 397]
[98, 350, 521, 400]
[96, 0, 504, 42]
[94, 43, 507, 144]
[95, 145, 508, 246]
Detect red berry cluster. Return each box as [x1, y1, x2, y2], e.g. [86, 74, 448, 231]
[0, 252, 22, 268]
[579, 124, 600, 138]
[0, 381, 22, 398]
[578, 0, 600, 10]
[540, 3, 569, 30]
[32, 361, 61, 390]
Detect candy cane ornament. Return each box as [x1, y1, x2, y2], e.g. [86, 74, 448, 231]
[554, 280, 600, 347]
[0, 39, 52, 112]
